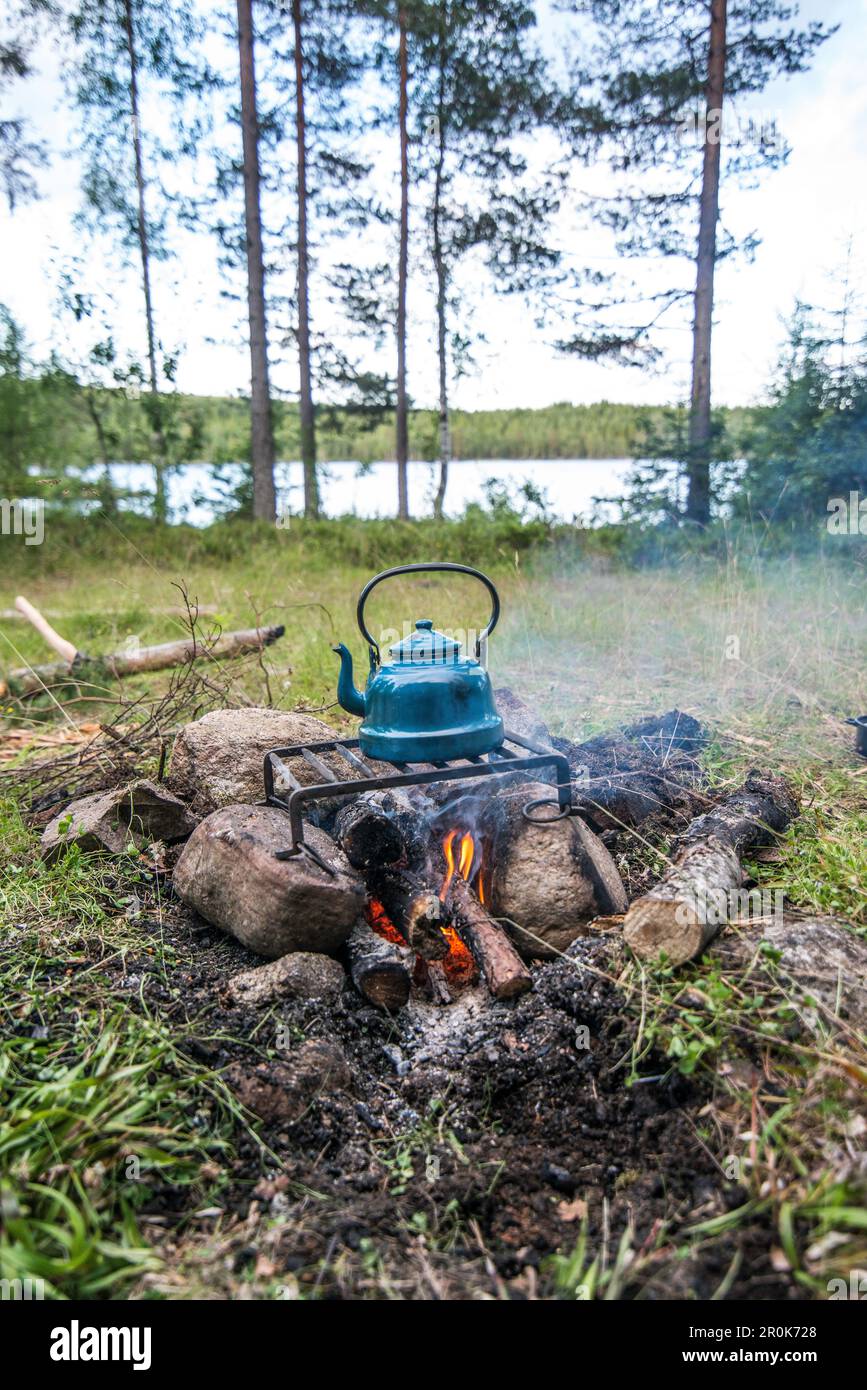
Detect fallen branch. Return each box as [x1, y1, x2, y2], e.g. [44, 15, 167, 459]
[0, 603, 218, 621]
[623, 770, 799, 965]
[3, 623, 285, 696]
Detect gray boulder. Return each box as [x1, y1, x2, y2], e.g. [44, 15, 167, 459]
[172, 804, 363, 958]
[42, 779, 196, 862]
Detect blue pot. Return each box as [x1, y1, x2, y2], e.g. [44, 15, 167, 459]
[333, 563, 504, 763]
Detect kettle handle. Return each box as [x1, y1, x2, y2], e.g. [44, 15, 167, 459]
[357, 562, 501, 666]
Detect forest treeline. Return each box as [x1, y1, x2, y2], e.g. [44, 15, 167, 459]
[2, 0, 860, 531]
[0, 363, 761, 468]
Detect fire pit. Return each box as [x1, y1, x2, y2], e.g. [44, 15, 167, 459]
[169, 563, 794, 1021]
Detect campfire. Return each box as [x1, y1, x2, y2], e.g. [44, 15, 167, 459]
[359, 812, 513, 1004]
[440, 828, 485, 904]
[367, 826, 482, 992]
[172, 712, 632, 1012]
[164, 698, 798, 1017]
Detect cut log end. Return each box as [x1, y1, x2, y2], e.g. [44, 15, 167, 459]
[622, 898, 709, 967]
[346, 919, 412, 1012]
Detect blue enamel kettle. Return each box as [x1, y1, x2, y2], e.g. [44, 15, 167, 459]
[332, 562, 505, 763]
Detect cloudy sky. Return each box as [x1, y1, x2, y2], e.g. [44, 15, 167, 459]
[2, 0, 865, 416]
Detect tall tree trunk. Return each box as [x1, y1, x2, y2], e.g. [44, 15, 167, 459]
[431, 11, 449, 521]
[686, 0, 727, 525]
[395, 6, 410, 520]
[122, 0, 168, 523]
[237, 0, 277, 522]
[86, 392, 117, 515]
[292, 0, 319, 519]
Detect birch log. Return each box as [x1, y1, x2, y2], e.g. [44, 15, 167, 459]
[623, 770, 799, 965]
[3, 625, 285, 696]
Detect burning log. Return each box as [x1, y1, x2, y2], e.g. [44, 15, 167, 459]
[346, 918, 412, 1011]
[623, 770, 799, 965]
[449, 876, 532, 1000]
[333, 789, 428, 870]
[335, 793, 451, 960]
[368, 866, 449, 960]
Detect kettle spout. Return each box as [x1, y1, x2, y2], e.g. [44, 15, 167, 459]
[332, 644, 366, 717]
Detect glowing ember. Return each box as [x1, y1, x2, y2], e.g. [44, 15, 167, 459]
[366, 898, 405, 946]
[440, 925, 475, 985]
[367, 893, 474, 986]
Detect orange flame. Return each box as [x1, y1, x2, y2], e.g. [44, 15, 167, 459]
[367, 827, 486, 995]
[440, 925, 476, 986]
[440, 829, 458, 902]
[441, 828, 485, 904]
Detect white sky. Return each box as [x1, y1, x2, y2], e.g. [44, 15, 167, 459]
[1, 0, 865, 416]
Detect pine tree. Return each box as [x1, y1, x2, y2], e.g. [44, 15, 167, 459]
[396, 3, 410, 518]
[65, 0, 211, 521]
[223, 0, 388, 519]
[564, 0, 834, 524]
[407, 0, 562, 517]
[237, 0, 277, 521]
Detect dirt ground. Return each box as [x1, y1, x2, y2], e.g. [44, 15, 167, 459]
[69, 875, 785, 1302]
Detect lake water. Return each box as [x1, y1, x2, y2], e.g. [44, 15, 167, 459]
[98, 458, 637, 525]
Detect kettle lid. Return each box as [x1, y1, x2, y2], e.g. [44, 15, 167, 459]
[388, 619, 462, 664]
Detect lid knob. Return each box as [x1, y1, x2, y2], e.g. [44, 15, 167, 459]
[415, 619, 433, 630]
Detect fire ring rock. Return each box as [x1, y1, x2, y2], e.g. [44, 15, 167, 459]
[226, 952, 347, 1006]
[484, 781, 628, 959]
[172, 804, 363, 958]
[167, 707, 338, 814]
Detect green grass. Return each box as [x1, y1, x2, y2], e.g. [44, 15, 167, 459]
[0, 798, 242, 1298]
[2, 521, 866, 1299]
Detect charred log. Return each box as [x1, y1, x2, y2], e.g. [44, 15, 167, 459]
[573, 770, 707, 836]
[345, 918, 412, 1011]
[369, 866, 449, 960]
[333, 788, 429, 870]
[418, 958, 453, 1005]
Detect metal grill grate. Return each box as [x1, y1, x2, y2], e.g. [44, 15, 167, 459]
[263, 730, 572, 872]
